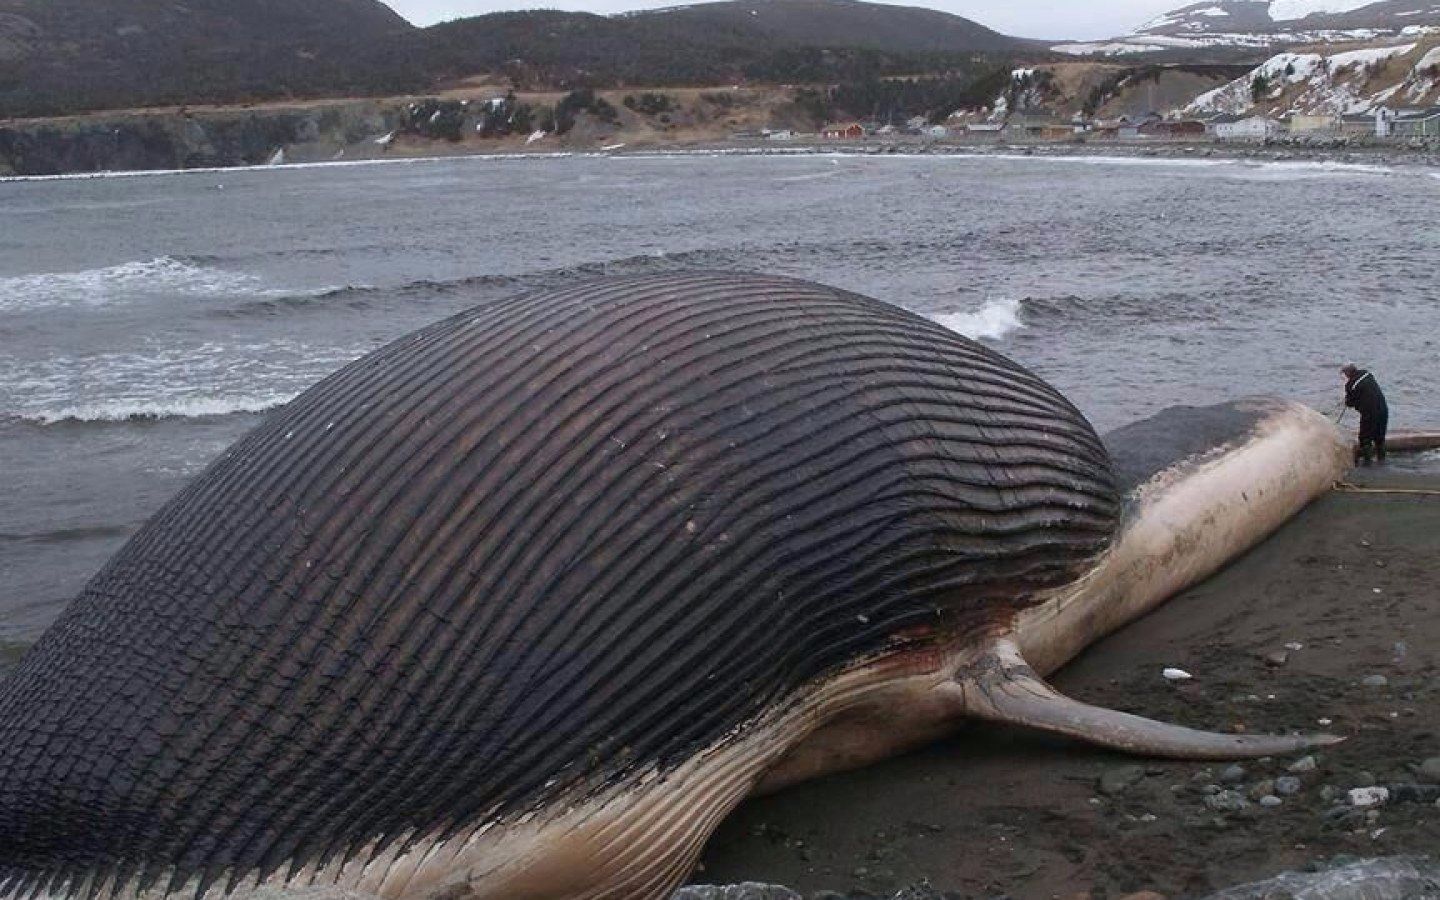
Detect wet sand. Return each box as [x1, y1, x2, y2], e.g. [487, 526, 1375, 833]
[694, 467, 1440, 898]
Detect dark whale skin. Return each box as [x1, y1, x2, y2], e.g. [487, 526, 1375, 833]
[0, 272, 1118, 898]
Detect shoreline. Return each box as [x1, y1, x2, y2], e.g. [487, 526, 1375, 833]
[4, 138, 1440, 184]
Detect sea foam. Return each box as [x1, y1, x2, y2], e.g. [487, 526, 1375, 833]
[932, 297, 1024, 341]
[23, 393, 292, 425]
[1, 257, 252, 311]
[0, 256, 350, 313]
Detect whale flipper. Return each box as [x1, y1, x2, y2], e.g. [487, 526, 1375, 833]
[947, 639, 1342, 759]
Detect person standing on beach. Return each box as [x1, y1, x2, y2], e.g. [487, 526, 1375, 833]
[1342, 364, 1388, 465]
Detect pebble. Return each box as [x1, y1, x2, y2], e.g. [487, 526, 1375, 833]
[1163, 668, 1192, 682]
[1348, 786, 1390, 807]
[1275, 776, 1303, 796]
[1219, 764, 1247, 784]
[1248, 779, 1276, 801]
[1259, 795, 1283, 808]
[1362, 674, 1389, 688]
[1387, 783, 1440, 804]
[1417, 757, 1440, 781]
[1098, 765, 1147, 796]
[672, 885, 802, 900]
[1288, 756, 1318, 774]
[1204, 789, 1251, 812]
[1284, 641, 1305, 651]
[1263, 650, 1289, 668]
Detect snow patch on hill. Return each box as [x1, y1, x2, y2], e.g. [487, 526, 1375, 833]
[1269, 1, 1383, 22]
[1059, 0, 1440, 54]
[1185, 41, 1426, 114]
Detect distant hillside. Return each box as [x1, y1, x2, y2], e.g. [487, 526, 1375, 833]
[632, 0, 1024, 55]
[0, 0, 418, 117]
[0, 0, 1031, 119]
[409, 0, 1031, 90]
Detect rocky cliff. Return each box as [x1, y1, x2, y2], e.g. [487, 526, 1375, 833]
[0, 102, 405, 177]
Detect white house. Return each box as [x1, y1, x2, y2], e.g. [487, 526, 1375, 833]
[1375, 107, 1397, 137]
[1214, 116, 1285, 140]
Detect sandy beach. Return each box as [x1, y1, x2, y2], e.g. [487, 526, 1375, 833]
[694, 465, 1440, 898]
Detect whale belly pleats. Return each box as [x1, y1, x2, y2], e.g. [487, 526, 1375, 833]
[0, 273, 1119, 899]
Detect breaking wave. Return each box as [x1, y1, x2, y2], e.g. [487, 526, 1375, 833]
[0, 256, 339, 313]
[15, 393, 292, 425]
[932, 297, 1024, 341]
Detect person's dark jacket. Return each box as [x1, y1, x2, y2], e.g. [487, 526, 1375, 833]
[1345, 370, 1388, 420]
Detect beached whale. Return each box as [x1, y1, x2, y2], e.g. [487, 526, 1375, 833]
[0, 273, 1346, 900]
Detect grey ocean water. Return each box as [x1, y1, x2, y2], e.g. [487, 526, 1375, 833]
[2, 152, 1438, 641]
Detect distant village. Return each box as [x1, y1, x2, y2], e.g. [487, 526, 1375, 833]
[746, 104, 1440, 144]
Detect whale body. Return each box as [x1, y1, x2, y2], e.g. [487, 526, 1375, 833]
[0, 273, 1345, 900]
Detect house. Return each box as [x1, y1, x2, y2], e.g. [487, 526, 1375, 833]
[1375, 107, 1398, 137]
[1214, 116, 1285, 140]
[1338, 113, 1377, 136]
[1203, 113, 1243, 136]
[906, 115, 930, 132]
[1392, 106, 1440, 137]
[821, 122, 865, 139]
[1113, 113, 1163, 140]
[1139, 119, 1206, 137]
[1006, 109, 1067, 138]
[1288, 114, 1339, 134]
[764, 129, 795, 141]
[925, 125, 949, 139]
[965, 121, 1004, 134]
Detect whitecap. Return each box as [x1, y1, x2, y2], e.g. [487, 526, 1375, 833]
[0, 257, 255, 312]
[28, 393, 292, 424]
[932, 297, 1024, 341]
[0, 257, 350, 313]
[0, 340, 363, 424]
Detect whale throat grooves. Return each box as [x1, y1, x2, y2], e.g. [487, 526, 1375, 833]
[0, 272, 1119, 897]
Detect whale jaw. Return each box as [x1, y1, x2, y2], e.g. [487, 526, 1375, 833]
[760, 398, 1350, 790]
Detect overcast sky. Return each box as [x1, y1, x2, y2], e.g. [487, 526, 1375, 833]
[380, 1, 1180, 40]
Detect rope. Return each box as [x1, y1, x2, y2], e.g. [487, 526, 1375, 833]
[1335, 482, 1440, 497]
